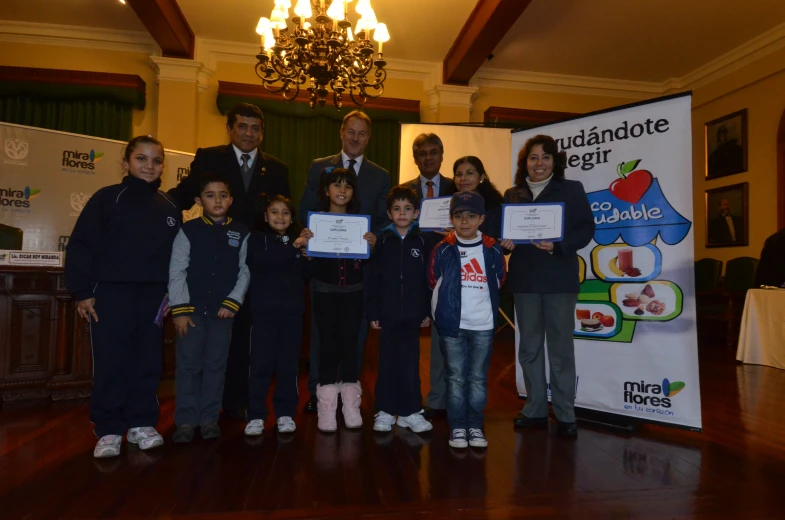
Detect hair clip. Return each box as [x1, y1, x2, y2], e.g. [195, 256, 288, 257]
[323, 166, 335, 175]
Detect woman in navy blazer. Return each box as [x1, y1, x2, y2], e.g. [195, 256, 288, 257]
[503, 134, 595, 437]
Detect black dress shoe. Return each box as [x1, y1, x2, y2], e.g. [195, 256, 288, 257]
[557, 421, 578, 437]
[422, 406, 445, 420]
[513, 412, 549, 427]
[304, 394, 318, 414]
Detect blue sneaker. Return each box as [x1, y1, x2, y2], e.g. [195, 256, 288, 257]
[449, 428, 468, 448]
[468, 428, 488, 448]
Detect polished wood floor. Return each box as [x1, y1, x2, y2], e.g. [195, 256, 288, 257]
[1, 327, 785, 520]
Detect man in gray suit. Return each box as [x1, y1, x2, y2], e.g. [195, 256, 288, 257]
[403, 133, 454, 419]
[299, 110, 390, 412]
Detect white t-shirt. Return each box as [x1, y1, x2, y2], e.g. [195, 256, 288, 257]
[457, 232, 494, 331]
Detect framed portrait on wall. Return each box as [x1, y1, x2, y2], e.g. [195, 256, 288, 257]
[705, 182, 749, 248]
[705, 109, 747, 179]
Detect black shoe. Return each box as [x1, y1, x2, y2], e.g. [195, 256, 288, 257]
[422, 406, 445, 420]
[172, 424, 195, 443]
[304, 394, 318, 414]
[557, 421, 578, 437]
[513, 413, 549, 427]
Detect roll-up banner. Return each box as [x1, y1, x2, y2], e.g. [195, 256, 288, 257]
[1, 123, 195, 253]
[511, 93, 701, 430]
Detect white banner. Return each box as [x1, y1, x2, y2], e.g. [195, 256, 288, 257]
[0, 123, 194, 252]
[511, 94, 701, 430]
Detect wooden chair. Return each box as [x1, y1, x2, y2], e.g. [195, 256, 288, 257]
[694, 258, 727, 345]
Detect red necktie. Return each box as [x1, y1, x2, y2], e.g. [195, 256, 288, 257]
[425, 181, 435, 199]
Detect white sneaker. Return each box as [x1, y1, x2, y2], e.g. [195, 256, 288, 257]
[373, 411, 396, 432]
[94, 435, 122, 458]
[127, 427, 164, 450]
[277, 416, 296, 433]
[245, 419, 265, 436]
[397, 411, 434, 433]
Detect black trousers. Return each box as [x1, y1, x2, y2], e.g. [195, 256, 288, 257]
[222, 302, 252, 413]
[375, 325, 422, 416]
[248, 314, 303, 421]
[314, 290, 364, 385]
[89, 282, 166, 438]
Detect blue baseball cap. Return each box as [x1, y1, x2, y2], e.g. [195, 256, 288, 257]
[450, 191, 485, 216]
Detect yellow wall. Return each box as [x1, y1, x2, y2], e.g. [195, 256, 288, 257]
[0, 41, 159, 138]
[689, 45, 785, 267]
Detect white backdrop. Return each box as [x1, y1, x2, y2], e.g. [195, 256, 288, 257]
[1, 123, 194, 252]
[511, 94, 701, 430]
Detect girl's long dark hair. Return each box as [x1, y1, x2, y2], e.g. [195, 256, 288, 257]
[451, 156, 503, 209]
[253, 193, 302, 242]
[317, 167, 360, 214]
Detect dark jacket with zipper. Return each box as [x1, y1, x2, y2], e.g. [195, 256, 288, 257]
[503, 177, 595, 294]
[428, 233, 507, 338]
[365, 223, 434, 328]
[65, 175, 181, 301]
[246, 230, 313, 317]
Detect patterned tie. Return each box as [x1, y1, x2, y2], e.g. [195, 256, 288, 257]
[425, 181, 435, 199]
[241, 153, 252, 189]
[348, 158, 357, 176]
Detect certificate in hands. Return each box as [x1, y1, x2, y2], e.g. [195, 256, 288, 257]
[502, 203, 565, 243]
[418, 196, 453, 231]
[306, 212, 371, 259]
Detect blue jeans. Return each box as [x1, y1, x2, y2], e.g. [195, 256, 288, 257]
[440, 328, 495, 430]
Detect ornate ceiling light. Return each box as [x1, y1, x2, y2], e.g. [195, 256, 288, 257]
[255, 0, 390, 109]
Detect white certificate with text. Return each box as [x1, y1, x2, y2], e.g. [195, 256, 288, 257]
[501, 203, 565, 243]
[418, 197, 453, 231]
[306, 212, 371, 259]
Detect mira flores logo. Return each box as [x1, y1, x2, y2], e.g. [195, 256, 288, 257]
[623, 378, 686, 417]
[0, 186, 41, 210]
[62, 149, 104, 173]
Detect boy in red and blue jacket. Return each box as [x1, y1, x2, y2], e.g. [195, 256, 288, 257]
[428, 191, 506, 449]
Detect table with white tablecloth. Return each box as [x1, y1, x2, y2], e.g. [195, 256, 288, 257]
[736, 288, 785, 370]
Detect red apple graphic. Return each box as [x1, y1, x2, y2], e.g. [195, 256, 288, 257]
[609, 159, 652, 204]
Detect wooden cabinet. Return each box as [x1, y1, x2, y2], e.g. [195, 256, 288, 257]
[0, 267, 175, 402]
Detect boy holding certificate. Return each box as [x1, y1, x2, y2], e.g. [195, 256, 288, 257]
[428, 192, 507, 449]
[366, 186, 435, 434]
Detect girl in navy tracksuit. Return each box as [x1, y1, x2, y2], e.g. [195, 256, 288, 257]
[245, 195, 312, 435]
[65, 135, 181, 458]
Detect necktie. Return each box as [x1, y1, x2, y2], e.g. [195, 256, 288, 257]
[425, 181, 435, 199]
[241, 153, 252, 189]
[348, 159, 357, 176]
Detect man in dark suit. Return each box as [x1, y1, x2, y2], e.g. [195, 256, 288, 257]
[402, 133, 454, 420]
[754, 227, 785, 287]
[299, 110, 390, 412]
[169, 102, 290, 420]
[708, 198, 744, 245]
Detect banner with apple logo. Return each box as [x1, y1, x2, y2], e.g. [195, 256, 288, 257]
[510, 92, 701, 431]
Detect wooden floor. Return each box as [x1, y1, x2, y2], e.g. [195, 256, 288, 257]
[1, 327, 785, 520]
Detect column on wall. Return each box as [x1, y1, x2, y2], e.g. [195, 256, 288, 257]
[425, 84, 479, 123]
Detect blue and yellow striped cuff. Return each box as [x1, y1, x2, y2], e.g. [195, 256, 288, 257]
[170, 304, 194, 316]
[221, 299, 241, 313]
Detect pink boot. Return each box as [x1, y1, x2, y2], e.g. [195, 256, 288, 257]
[316, 384, 339, 432]
[340, 381, 363, 429]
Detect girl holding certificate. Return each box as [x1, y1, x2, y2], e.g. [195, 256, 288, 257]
[301, 167, 377, 433]
[503, 135, 594, 437]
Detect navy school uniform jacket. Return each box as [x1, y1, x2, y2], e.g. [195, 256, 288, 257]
[65, 175, 181, 301]
[428, 233, 507, 338]
[366, 223, 435, 328]
[245, 230, 313, 318]
[168, 215, 250, 317]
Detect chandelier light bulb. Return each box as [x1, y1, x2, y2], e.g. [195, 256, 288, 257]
[373, 23, 389, 43]
[355, 0, 372, 16]
[262, 28, 276, 50]
[256, 17, 271, 35]
[347, 26, 354, 41]
[274, 0, 292, 8]
[294, 0, 312, 19]
[326, 0, 345, 20]
[270, 6, 286, 25]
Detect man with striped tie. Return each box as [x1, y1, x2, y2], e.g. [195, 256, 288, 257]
[402, 133, 454, 419]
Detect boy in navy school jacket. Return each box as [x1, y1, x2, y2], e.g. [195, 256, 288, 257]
[366, 185, 436, 434]
[428, 191, 506, 450]
[168, 172, 250, 443]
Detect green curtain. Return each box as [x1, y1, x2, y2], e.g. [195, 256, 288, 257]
[0, 96, 133, 141]
[217, 93, 419, 208]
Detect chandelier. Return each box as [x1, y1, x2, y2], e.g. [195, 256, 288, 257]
[254, 0, 390, 109]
